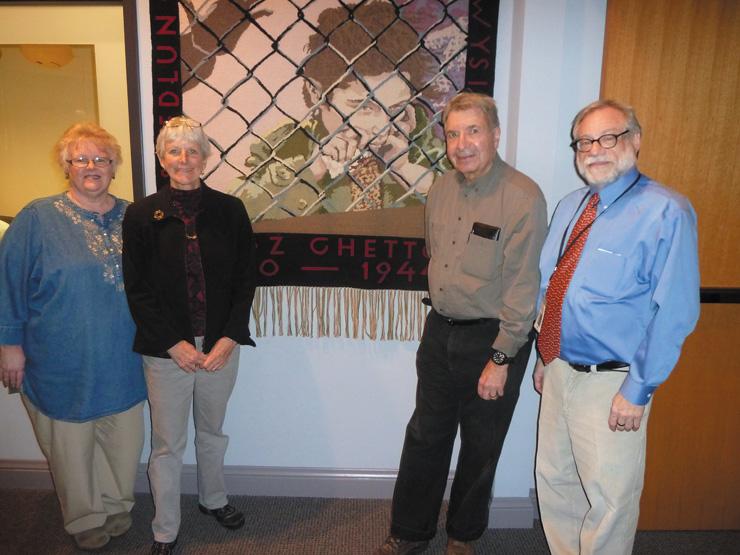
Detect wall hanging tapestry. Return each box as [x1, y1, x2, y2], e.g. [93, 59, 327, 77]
[151, 0, 499, 339]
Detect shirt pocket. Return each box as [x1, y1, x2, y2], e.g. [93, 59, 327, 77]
[582, 247, 627, 296]
[461, 231, 501, 280]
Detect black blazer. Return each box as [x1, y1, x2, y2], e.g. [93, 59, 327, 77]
[122, 183, 256, 357]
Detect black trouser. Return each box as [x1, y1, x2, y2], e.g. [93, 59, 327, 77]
[389, 310, 532, 542]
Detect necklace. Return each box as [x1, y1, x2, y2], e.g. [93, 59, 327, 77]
[185, 220, 198, 240]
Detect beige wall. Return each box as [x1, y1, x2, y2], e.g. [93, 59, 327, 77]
[0, 5, 132, 217]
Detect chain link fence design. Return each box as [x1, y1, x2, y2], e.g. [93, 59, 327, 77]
[179, 0, 468, 222]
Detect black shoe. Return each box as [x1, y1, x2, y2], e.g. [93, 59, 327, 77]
[150, 538, 177, 555]
[198, 503, 245, 529]
[374, 535, 429, 554]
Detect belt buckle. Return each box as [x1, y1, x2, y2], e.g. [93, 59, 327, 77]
[570, 363, 590, 373]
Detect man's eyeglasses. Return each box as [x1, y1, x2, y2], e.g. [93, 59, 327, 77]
[164, 116, 202, 129]
[570, 129, 631, 152]
[67, 156, 114, 168]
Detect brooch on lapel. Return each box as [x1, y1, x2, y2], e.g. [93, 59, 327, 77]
[153, 209, 164, 221]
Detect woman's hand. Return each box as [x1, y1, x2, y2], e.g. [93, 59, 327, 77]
[167, 340, 206, 373]
[0, 345, 26, 389]
[202, 337, 237, 372]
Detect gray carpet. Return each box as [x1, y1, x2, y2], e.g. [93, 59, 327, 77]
[0, 489, 737, 554]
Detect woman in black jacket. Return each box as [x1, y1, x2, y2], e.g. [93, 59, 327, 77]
[122, 116, 256, 555]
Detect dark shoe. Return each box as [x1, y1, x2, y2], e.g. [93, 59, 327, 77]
[150, 538, 177, 554]
[73, 526, 110, 551]
[373, 535, 429, 554]
[198, 503, 245, 529]
[446, 538, 475, 555]
[103, 511, 132, 537]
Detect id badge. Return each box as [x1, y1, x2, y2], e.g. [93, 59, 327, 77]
[534, 298, 546, 332]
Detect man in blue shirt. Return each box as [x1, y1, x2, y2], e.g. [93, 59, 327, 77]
[533, 99, 700, 555]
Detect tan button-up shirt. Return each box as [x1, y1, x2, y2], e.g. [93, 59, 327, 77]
[426, 154, 547, 356]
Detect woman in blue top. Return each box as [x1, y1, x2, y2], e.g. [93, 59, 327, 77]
[0, 123, 146, 551]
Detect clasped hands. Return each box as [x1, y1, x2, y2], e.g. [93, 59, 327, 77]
[167, 337, 236, 373]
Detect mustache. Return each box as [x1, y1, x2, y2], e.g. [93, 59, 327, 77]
[583, 155, 610, 164]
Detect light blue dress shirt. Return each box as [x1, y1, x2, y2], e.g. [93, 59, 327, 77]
[538, 168, 700, 405]
[0, 194, 146, 421]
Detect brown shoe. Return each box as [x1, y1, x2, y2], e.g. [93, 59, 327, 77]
[446, 538, 475, 555]
[374, 535, 429, 554]
[103, 511, 132, 537]
[73, 526, 110, 551]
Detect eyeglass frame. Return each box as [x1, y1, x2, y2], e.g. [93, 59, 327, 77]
[66, 156, 114, 168]
[570, 129, 631, 152]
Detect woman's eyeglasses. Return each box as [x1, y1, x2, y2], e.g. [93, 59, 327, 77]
[66, 156, 113, 168]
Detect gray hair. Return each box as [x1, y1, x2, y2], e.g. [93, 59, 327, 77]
[443, 92, 500, 130]
[155, 116, 212, 159]
[571, 99, 642, 138]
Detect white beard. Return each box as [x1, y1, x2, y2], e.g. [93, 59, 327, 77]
[577, 149, 637, 187]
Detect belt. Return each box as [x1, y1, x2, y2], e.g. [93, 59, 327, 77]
[569, 360, 629, 372]
[441, 317, 490, 326]
[432, 309, 492, 327]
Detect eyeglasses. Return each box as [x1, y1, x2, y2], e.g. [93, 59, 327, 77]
[570, 129, 631, 152]
[66, 156, 114, 168]
[163, 116, 202, 129]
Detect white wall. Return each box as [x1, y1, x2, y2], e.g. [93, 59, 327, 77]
[0, 0, 606, 501]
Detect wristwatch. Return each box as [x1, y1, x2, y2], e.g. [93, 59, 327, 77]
[490, 349, 513, 366]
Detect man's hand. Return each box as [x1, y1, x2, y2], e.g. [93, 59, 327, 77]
[202, 337, 237, 372]
[0, 345, 26, 389]
[167, 340, 206, 373]
[478, 361, 508, 401]
[533, 357, 545, 394]
[608, 392, 646, 432]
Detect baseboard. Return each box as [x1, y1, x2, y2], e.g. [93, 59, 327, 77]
[0, 460, 536, 528]
[0, 459, 54, 490]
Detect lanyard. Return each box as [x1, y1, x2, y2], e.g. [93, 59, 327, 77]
[555, 173, 642, 266]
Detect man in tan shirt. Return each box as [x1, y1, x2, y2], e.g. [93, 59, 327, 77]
[375, 92, 547, 555]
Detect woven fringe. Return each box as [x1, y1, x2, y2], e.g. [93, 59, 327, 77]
[251, 286, 430, 341]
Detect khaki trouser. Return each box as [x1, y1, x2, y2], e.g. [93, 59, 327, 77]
[23, 397, 144, 535]
[536, 358, 651, 555]
[144, 338, 239, 543]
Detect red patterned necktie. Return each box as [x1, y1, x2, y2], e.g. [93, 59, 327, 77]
[538, 193, 600, 364]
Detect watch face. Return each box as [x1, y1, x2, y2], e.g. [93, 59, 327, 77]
[492, 351, 506, 365]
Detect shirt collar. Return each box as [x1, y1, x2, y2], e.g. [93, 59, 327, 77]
[590, 166, 640, 208]
[455, 153, 503, 193]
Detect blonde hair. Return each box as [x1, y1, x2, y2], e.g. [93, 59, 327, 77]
[53, 122, 123, 172]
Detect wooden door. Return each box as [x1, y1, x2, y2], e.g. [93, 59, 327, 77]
[601, 0, 740, 529]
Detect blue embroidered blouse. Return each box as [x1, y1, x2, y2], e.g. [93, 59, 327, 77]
[0, 194, 146, 422]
